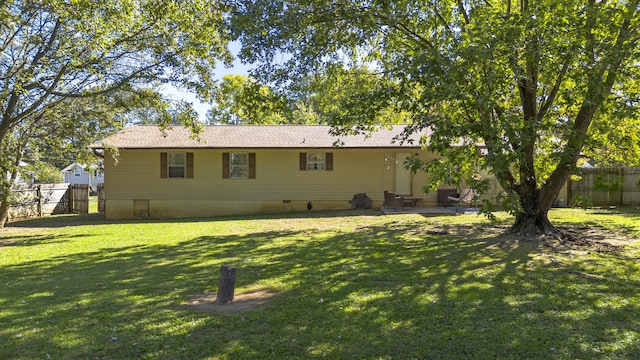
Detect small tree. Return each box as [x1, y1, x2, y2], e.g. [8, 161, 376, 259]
[27, 162, 63, 184]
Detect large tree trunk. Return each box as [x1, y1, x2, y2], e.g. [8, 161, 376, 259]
[0, 159, 23, 228]
[0, 201, 9, 228]
[508, 208, 558, 236]
[507, 179, 565, 237]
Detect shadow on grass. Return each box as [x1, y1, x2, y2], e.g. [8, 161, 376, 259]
[551, 207, 640, 236]
[6, 209, 383, 228]
[591, 207, 640, 217]
[6, 207, 637, 230]
[1, 217, 639, 359]
[0, 233, 79, 247]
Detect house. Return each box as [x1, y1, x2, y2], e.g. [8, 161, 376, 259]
[60, 162, 104, 192]
[91, 125, 488, 219]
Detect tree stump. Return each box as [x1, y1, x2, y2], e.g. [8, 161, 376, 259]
[216, 265, 236, 304]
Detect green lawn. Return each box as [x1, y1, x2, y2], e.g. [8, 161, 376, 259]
[1, 209, 639, 359]
[88, 195, 98, 213]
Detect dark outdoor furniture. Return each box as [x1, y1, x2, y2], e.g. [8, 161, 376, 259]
[351, 193, 372, 209]
[384, 190, 404, 210]
[437, 189, 458, 207]
[384, 191, 406, 210]
[405, 197, 425, 207]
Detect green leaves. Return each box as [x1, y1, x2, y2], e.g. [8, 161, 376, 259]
[301, 66, 411, 132]
[1, 0, 230, 125]
[0, 1, 233, 225]
[229, 0, 639, 229]
[206, 74, 289, 124]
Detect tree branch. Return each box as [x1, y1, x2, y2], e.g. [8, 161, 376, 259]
[30, 20, 61, 70]
[537, 57, 570, 121]
[457, 0, 470, 25]
[7, 64, 69, 127]
[541, 0, 639, 208]
[373, 12, 436, 50]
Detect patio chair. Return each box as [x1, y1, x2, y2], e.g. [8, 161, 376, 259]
[447, 188, 477, 212]
[437, 188, 458, 207]
[384, 191, 406, 210]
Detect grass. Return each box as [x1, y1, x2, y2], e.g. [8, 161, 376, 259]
[0, 208, 639, 359]
[88, 195, 98, 214]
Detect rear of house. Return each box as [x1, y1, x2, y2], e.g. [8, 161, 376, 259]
[94, 125, 444, 219]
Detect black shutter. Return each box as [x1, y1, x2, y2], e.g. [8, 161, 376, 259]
[222, 153, 230, 179]
[326, 152, 333, 171]
[186, 152, 194, 178]
[249, 153, 256, 179]
[160, 153, 168, 178]
[299, 152, 307, 170]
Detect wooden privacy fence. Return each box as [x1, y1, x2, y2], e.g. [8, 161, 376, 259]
[571, 166, 640, 207]
[97, 183, 105, 213]
[69, 184, 90, 214]
[7, 183, 90, 221]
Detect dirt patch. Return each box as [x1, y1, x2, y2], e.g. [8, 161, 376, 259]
[492, 225, 635, 254]
[560, 225, 632, 247]
[538, 225, 632, 254]
[558, 237, 624, 253]
[182, 288, 279, 313]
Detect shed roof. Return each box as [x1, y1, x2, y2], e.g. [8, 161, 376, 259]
[60, 163, 84, 172]
[92, 125, 426, 149]
[60, 163, 100, 172]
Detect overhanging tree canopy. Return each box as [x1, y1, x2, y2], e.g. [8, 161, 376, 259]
[206, 74, 289, 124]
[0, 0, 231, 226]
[229, 0, 640, 235]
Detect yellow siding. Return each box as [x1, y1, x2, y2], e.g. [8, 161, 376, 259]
[404, 159, 506, 207]
[408, 153, 440, 204]
[476, 169, 504, 201]
[104, 148, 442, 219]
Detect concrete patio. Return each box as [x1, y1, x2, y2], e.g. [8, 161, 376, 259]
[381, 206, 480, 215]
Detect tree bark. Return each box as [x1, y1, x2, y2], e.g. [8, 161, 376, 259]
[507, 184, 561, 236]
[0, 160, 23, 228]
[0, 137, 29, 228]
[508, 208, 558, 236]
[0, 201, 10, 228]
[216, 265, 236, 304]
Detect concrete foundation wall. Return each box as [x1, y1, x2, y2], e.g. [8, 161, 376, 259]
[105, 199, 384, 219]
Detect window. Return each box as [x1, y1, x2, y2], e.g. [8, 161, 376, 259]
[168, 152, 186, 178]
[307, 152, 325, 170]
[299, 152, 333, 171]
[223, 153, 256, 179]
[160, 152, 194, 178]
[74, 168, 82, 177]
[230, 153, 248, 178]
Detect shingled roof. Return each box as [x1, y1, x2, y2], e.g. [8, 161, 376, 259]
[92, 125, 426, 149]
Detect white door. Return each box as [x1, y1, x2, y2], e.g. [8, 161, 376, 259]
[395, 153, 412, 195]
